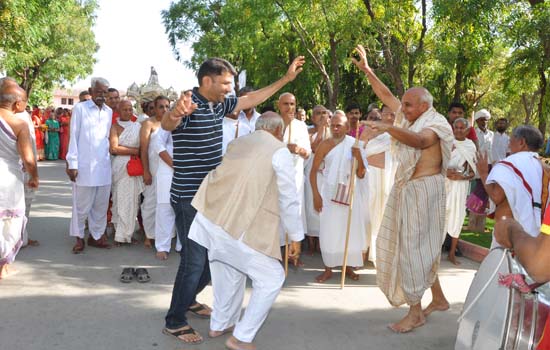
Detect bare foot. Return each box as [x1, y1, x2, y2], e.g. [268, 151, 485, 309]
[226, 335, 256, 350]
[162, 326, 203, 344]
[423, 301, 450, 317]
[144, 238, 152, 249]
[346, 267, 360, 280]
[208, 325, 234, 338]
[0, 264, 17, 280]
[27, 239, 40, 247]
[448, 253, 461, 266]
[388, 312, 426, 333]
[156, 251, 168, 260]
[315, 269, 333, 283]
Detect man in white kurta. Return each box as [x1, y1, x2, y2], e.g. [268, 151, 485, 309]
[189, 113, 304, 350]
[278, 93, 311, 246]
[236, 87, 261, 133]
[310, 114, 368, 283]
[474, 109, 494, 162]
[444, 118, 477, 265]
[67, 78, 112, 253]
[491, 118, 510, 164]
[222, 113, 251, 155]
[151, 128, 179, 259]
[479, 125, 544, 247]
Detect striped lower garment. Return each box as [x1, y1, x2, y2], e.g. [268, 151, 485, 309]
[376, 174, 446, 306]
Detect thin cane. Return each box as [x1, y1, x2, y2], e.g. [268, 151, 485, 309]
[341, 124, 360, 289]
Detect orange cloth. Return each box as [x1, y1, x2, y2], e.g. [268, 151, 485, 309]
[541, 205, 550, 236]
[538, 311, 550, 350]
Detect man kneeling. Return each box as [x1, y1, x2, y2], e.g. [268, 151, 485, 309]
[189, 112, 304, 350]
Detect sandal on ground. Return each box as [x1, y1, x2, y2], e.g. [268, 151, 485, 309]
[162, 327, 203, 344]
[188, 303, 211, 318]
[119, 267, 135, 283]
[134, 268, 151, 283]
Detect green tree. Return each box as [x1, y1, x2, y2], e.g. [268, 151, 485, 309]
[0, 0, 98, 98]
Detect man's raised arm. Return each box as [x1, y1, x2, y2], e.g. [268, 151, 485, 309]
[351, 45, 400, 113]
[234, 56, 305, 112]
[161, 90, 197, 131]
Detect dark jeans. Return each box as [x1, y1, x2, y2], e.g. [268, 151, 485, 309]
[164, 199, 211, 329]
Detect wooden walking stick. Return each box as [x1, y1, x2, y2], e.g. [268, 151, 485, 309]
[284, 120, 293, 276]
[234, 120, 240, 139]
[341, 124, 360, 289]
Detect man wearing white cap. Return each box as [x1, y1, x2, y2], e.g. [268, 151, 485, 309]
[474, 109, 494, 162]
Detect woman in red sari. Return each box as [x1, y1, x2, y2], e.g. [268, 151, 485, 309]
[31, 108, 45, 161]
[58, 108, 71, 160]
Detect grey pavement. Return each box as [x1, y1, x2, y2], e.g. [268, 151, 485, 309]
[0, 161, 478, 350]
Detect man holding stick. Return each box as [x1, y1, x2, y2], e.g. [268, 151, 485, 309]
[161, 56, 305, 344]
[310, 112, 368, 283]
[352, 45, 454, 332]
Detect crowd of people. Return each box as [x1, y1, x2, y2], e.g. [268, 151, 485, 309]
[1, 43, 548, 349]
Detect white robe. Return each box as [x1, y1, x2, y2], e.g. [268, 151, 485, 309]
[319, 136, 368, 267]
[365, 133, 394, 264]
[111, 121, 144, 243]
[487, 151, 542, 241]
[282, 119, 311, 243]
[491, 131, 510, 164]
[151, 128, 177, 252]
[445, 139, 477, 238]
[222, 117, 251, 155]
[141, 128, 160, 239]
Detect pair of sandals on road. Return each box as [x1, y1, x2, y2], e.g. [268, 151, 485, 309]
[119, 267, 151, 283]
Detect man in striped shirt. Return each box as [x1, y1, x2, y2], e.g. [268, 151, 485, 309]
[161, 56, 305, 345]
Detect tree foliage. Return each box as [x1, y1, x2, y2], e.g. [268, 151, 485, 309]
[0, 0, 98, 103]
[163, 0, 550, 134]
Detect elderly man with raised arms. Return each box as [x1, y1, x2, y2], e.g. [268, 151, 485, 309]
[352, 45, 454, 333]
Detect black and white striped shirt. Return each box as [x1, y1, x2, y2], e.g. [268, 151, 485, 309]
[170, 87, 238, 202]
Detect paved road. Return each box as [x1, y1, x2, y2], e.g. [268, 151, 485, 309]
[0, 161, 478, 350]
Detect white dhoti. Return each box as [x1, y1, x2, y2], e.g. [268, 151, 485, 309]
[304, 156, 321, 236]
[364, 133, 394, 265]
[319, 136, 368, 268]
[141, 182, 156, 239]
[141, 129, 161, 239]
[445, 139, 477, 238]
[190, 213, 284, 343]
[70, 184, 111, 240]
[111, 122, 144, 243]
[155, 167, 176, 252]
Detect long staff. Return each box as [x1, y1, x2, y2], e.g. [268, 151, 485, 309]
[341, 124, 360, 289]
[234, 120, 240, 139]
[284, 120, 293, 276]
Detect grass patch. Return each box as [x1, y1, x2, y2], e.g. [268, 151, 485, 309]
[460, 216, 495, 248]
[459, 216, 495, 249]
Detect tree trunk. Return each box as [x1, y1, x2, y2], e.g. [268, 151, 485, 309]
[328, 34, 339, 111]
[537, 66, 547, 136]
[453, 51, 466, 102]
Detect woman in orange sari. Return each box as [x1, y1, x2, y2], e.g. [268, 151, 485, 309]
[31, 108, 45, 161]
[58, 108, 71, 160]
